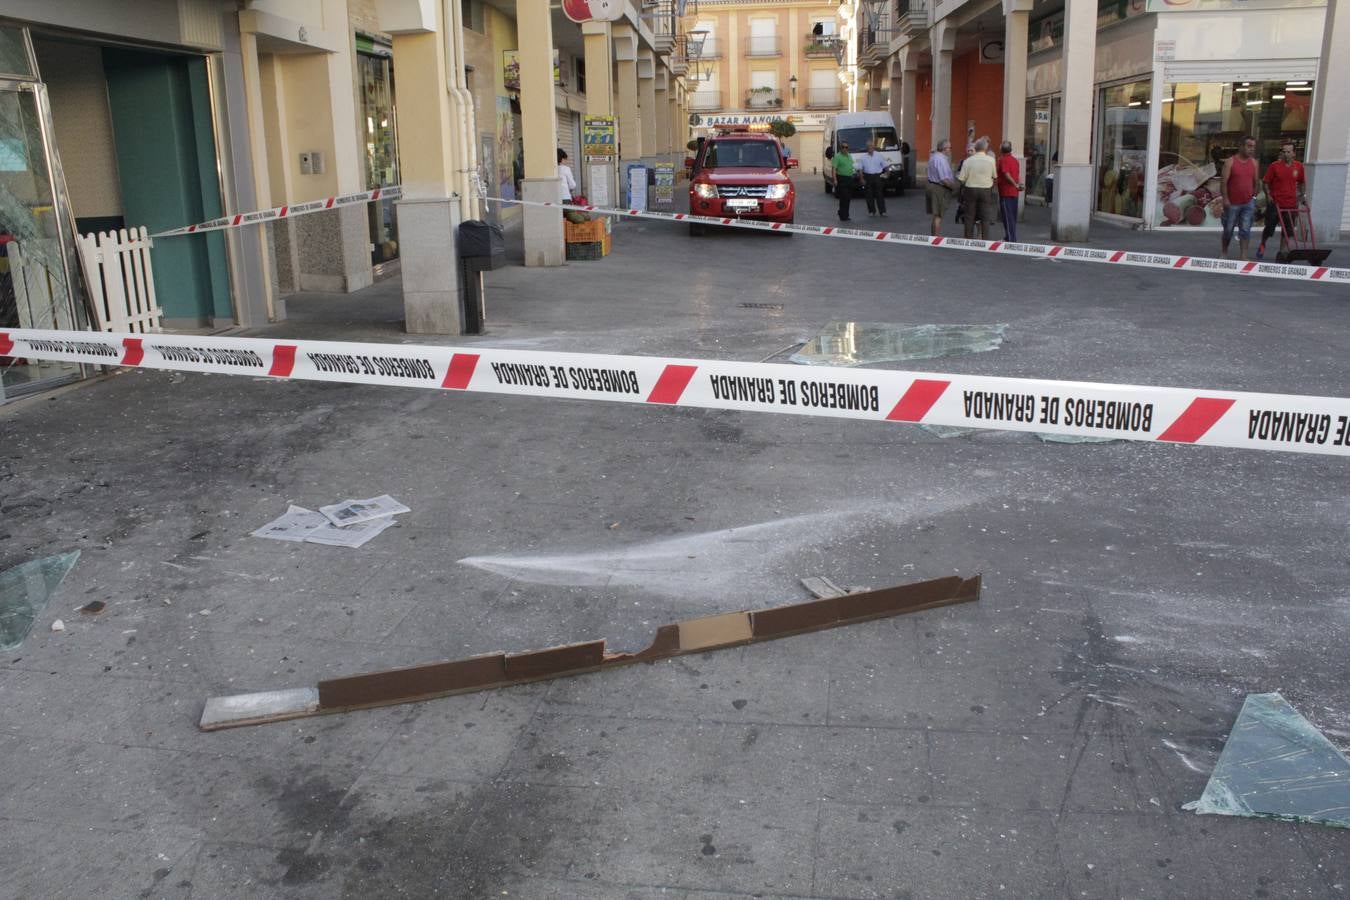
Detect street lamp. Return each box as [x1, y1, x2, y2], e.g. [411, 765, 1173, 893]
[789, 74, 798, 104]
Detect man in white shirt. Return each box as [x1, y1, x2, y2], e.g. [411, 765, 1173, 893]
[858, 140, 888, 217]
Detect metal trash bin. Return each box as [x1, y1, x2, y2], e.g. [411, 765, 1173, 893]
[457, 220, 504, 334]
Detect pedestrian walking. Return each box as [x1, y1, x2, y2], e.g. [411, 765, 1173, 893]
[1259, 141, 1306, 259]
[859, 140, 887, 216]
[925, 139, 959, 236]
[557, 148, 577, 202]
[1219, 136, 1259, 260]
[957, 137, 998, 240]
[996, 141, 1023, 243]
[832, 140, 858, 221]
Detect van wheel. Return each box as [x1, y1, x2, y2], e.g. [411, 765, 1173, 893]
[689, 222, 706, 237]
[896, 183, 906, 197]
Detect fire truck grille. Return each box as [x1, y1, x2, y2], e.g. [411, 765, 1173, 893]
[717, 185, 770, 199]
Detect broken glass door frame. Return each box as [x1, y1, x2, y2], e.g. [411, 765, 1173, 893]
[0, 21, 89, 402]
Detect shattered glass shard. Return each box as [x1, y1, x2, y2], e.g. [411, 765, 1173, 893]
[918, 424, 983, 439]
[1035, 433, 1119, 444]
[0, 551, 80, 651]
[1183, 692, 1350, 829]
[790, 322, 1007, 367]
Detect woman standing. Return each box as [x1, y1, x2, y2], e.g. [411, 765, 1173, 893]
[558, 148, 578, 202]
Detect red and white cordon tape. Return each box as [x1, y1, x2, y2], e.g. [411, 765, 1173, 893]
[152, 186, 403, 238]
[6, 327, 1350, 458]
[490, 197, 1350, 287]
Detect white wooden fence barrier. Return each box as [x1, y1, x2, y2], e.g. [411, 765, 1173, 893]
[76, 227, 161, 333]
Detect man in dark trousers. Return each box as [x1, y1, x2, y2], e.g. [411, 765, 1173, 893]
[858, 139, 888, 216]
[831, 140, 858, 221]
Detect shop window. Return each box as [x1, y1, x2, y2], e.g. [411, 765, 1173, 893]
[358, 51, 400, 264]
[1024, 96, 1058, 200]
[1155, 80, 1314, 228]
[1096, 80, 1150, 218]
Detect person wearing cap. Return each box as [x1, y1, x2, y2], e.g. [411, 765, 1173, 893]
[831, 140, 858, 222]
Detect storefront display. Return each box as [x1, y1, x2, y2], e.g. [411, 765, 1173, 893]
[1154, 80, 1314, 228]
[357, 39, 400, 265]
[1024, 96, 1058, 200]
[1096, 80, 1150, 218]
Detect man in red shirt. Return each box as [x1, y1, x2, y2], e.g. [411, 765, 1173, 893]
[1258, 141, 1306, 259]
[996, 141, 1023, 242]
[1219, 136, 1260, 260]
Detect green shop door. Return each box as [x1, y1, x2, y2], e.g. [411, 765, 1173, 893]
[102, 48, 231, 327]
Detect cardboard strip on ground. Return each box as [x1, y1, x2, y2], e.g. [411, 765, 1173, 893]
[198, 573, 980, 731]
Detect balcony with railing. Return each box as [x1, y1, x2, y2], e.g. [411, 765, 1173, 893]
[803, 33, 837, 57]
[689, 89, 725, 111]
[859, 21, 885, 65]
[806, 87, 843, 109]
[745, 35, 781, 57]
[895, 0, 928, 35]
[745, 88, 784, 109]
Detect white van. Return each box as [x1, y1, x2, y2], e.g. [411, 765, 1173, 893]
[823, 111, 906, 195]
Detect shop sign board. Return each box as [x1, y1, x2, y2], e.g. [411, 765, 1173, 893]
[562, 0, 624, 23]
[584, 115, 616, 160]
[694, 113, 828, 129]
[1155, 39, 1176, 60]
[1145, 0, 1322, 10]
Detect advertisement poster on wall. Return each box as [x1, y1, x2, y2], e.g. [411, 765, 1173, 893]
[495, 96, 517, 201]
[583, 115, 616, 160]
[502, 49, 563, 91]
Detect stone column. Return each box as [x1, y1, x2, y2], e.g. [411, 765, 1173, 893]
[583, 22, 616, 206]
[386, 0, 465, 333]
[235, 27, 281, 321]
[1306, 0, 1349, 240]
[655, 72, 671, 156]
[1002, 0, 1033, 220]
[614, 26, 642, 162]
[518, 0, 563, 266]
[1051, 0, 1097, 241]
[639, 49, 658, 163]
[930, 21, 956, 154]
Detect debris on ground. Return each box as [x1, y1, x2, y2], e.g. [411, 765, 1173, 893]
[1183, 692, 1350, 829]
[49, 619, 65, 633]
[79, 600, 107, 615]
[251, 502, 403, 549]
[200, 573, 982, 730]
[0, 551, 80, 651]
[790, 322, 1006, 367]
[318, 495, 410, 527]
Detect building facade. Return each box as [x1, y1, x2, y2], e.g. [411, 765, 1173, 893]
[0, 0, 691, 400]
[682, 0, 848, 176]
[846, 0, 1348, 241]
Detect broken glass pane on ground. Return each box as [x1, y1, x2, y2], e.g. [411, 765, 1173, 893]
[0, 550, 79, 650]
[1183, 692, 1350, 828]
[1035, 432, 1119, 444]
[790, 322, 1007, 367]
[918, 424, 983, 439]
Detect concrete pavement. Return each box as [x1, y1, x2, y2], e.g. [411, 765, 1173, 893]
[2, 182, 1348, 897]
